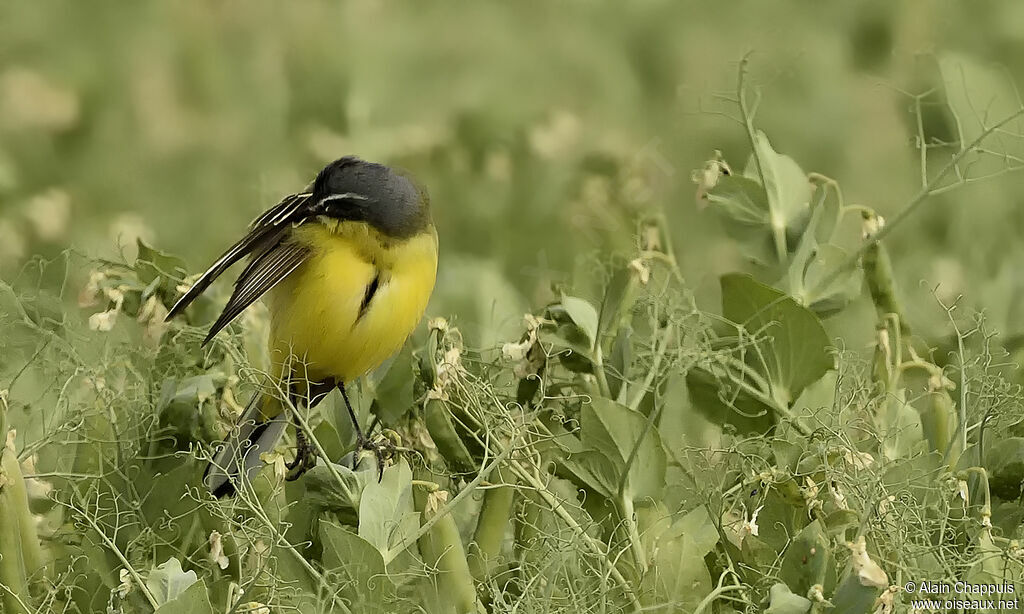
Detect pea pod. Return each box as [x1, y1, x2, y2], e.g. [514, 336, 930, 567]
[424, 398, 477, 473]
[468, 469, 515, 581]
[414, 475, 478, 614]
[862, 228, 909, 335]
[0, 439, 32, 613]
[923, 387, 956, 464]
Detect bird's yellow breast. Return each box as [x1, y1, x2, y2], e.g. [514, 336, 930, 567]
[265, 221, 437, 384]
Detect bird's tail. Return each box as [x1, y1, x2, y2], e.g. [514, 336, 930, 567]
[204, 392, 287, 497]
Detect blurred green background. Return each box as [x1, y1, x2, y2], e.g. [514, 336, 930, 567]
[4, 1, 1024, 348]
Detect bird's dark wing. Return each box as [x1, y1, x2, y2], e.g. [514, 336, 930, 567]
[166, 192, 315, 320]
[202, 240, 310, 344]
[165, 190, 321, 342]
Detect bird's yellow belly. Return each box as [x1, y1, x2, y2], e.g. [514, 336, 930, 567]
[266, 224, 437, 384]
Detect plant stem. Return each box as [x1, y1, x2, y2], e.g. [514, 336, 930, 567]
[824, 106, 1024, 289]
[505, 458, 643, 612]
[626, 324, 672, 412]
[65, 487, 159, 611]
[593, 344, 612, 398]
[289, 406, 357, 504]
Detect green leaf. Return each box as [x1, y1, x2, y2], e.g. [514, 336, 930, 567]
[988, 437, 1024, 500]
[831, 574, 883, 614]
[706, 175, 770, 229]
[685, 365, 775, 434]
[791, 371, 838, 428]
[157, 375, 220, 413]
[779, 520, 834, 596]
[580, 397, 666, 501]
[824, 509, 861, 536]
[882, 451, 944, 505]
[303, 462, 367, 511]
[877, 389, 924, 461]
[561, 294, 599, 348]
[311, 419, 346, 462]
[810, 183, 841, 245]
[802, 244, 862, 316]
[597, 265, 635, 341]
[766, 583, 812, 614]
[138, 463, 198, 540]
[721, 273, 832, 405]
[369, 344, 416, 424]
[135, 239, 188, 290]
[157, 374, 222, 445]
[153, 580, 215, 614]
[637, 504, 718, 611]
[772, 439, 802, 473]
[540, 324, 594, 373]
[320, 521, 395, 612]
[744, 131, 813, 240]
[704, 174, 775, 264]
[965, 527, 1016, 602]
[607, 325, 632, 400]
[562, 449, 619, 498]
[145, 558, 198, 606]
[358, 459, 419, 560]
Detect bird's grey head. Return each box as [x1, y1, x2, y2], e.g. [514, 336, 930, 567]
[312, 156, 430, 239]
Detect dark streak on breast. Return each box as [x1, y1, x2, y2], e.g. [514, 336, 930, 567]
[356, 270, 382, 323]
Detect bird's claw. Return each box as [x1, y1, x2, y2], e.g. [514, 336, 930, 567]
[354, 433, 397, 482]
[285, 431, 317, 481]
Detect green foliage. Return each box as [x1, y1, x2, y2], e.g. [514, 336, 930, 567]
[7, 8, 1024, 610]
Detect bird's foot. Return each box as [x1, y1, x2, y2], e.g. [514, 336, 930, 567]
[285, 427, 317, 481]
[353, 431, 398, 482]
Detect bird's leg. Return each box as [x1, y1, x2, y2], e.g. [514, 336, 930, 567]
[285, 377, 334, 481]
[285, 416, 313, 479]
[338, 383, 391, 481]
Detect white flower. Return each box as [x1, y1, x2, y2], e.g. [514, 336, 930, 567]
[89, 308, 120, 332]
[116, 569, 132, 598]
[956, 479, 969, 510]
[740, 505, 763, 539]
[862, 213, 885, 240]
[848, 536, 888, 588]
[628, 258, 650, 285]
[426, 489, 449, 515]
[872, 585, 898, 614]
[691, 151, 731, 206]
[89, 286, 125, 332]
[208, 531, 229, 570]
[804, 477, 822, 516]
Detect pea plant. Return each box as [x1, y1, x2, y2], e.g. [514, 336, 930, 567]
[4, 62, 1024, 614]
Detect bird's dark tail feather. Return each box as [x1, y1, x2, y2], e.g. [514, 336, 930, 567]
[205, 392, 287, 497]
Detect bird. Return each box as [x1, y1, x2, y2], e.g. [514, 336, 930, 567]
[165, 156, 438, 496]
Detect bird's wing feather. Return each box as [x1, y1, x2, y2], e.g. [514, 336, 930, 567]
[202, 241, 311, 344]
[165, 192, 313, 320]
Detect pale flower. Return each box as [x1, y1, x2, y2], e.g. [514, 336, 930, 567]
[208, 531, 229, 570]
[848, 536, 888, 588]
[740, 505, 763, 539]
[116, 569, 132, 598]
